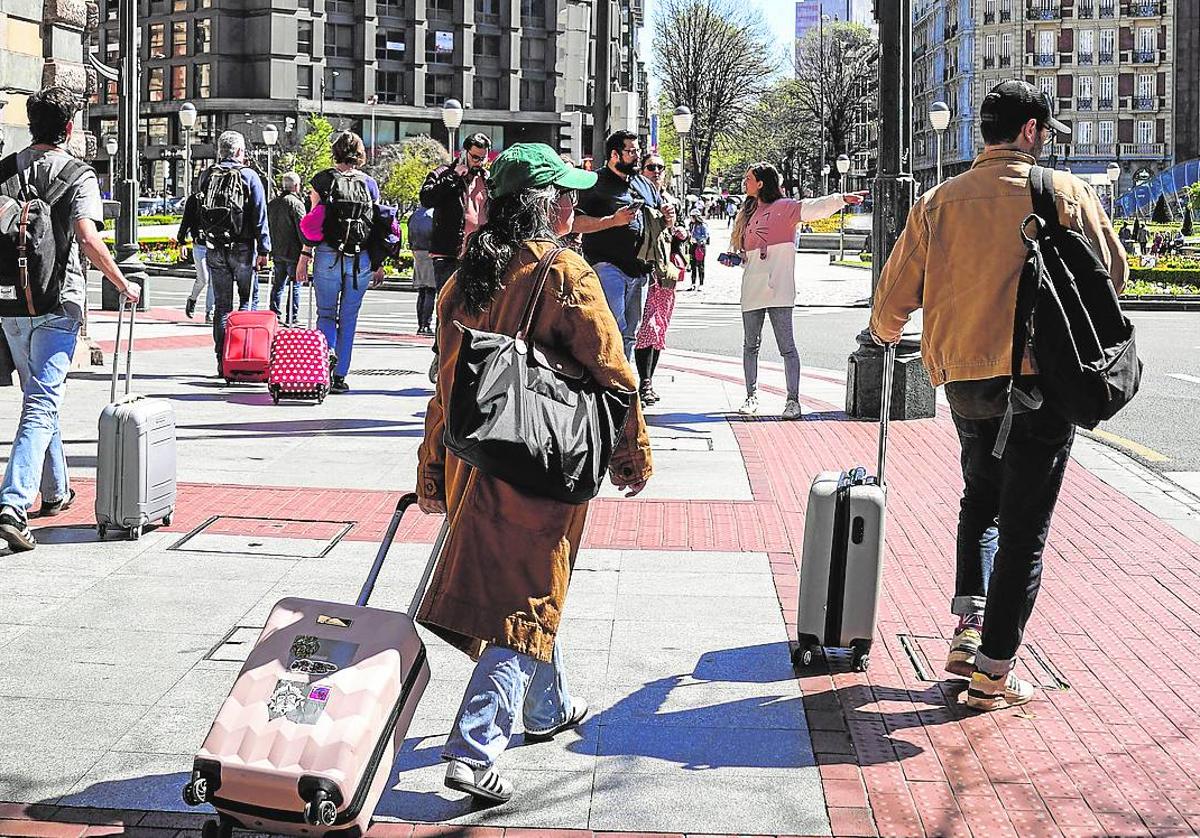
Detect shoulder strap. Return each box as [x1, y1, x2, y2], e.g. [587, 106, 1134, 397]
[0, 154, 19, 194]
[1029, 166, 1061, 232]
[517, 244, 567, 338]
[40, 158, 89, 207]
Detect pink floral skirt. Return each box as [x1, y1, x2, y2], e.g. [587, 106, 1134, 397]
[635, 282, 677, 351]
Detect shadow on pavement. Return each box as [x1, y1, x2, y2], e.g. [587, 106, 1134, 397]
[177, 418, 425, 439]
[647, 411, 731, 433]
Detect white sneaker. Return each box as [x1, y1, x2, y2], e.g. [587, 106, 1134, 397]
[444, 759, 514, 803]
[738, 395, 759, 415]
[781, 399, 803, 420]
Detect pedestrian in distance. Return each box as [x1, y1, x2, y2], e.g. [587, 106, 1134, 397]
[633, 152, 684, 404]
[296, 131, 385, 395]
[266, 171, 306, 326]
[729, 162, 864, 419]
[408, 204, 437, 336]
[1134, 218, 1149, 255]
[0, 86, 141, 552]
[869, 80, 1127, 711]
[197, 130, 271, 376]
[575, 130, 676, 359]
[725, 195, 737, 227]
[687, 211, 709, 289]
[176, 185, 214, 323]
[416, 142, 652, 804]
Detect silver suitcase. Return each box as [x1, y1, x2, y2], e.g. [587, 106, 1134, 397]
[794, 343, 894, 673]
[95, 300, 177, 540]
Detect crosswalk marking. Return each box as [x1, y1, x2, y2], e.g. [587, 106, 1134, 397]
[1167, 373, 1200, 386]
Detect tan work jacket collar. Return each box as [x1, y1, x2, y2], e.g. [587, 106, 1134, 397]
[971, 148, 1038, 170]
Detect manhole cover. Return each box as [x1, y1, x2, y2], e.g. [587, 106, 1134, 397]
[169, 516, 353, 559]
[347, 369, 420, 376]
[897, 634, 1069, 691]
[205, 624, 264, 662]
[649, 434, 714, 452]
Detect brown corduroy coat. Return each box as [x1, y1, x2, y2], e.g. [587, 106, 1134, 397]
[416, 240, 653, 663]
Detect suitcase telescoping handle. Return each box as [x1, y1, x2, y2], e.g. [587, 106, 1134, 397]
[110, 298, 137, 403]
[877, 342, 897, 487]
[356, 492, 450, 614]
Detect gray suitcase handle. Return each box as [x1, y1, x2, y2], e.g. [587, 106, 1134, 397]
[356, 492, 450, 616]
[877, 342, 896, 487]
[110, 298, 136, 403]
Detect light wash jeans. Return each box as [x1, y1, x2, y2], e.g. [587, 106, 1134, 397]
[593, 262, 647, 360]
[189, 244, 215, 314]
[742, 306, 801, 401]
[207, 243, 256, 363]
[443, 643, 574, 769]
[313, 245, 372, 378]
[0, 312, 81, 515]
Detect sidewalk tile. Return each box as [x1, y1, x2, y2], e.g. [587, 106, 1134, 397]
[0, 822, 87, 838]
[821, 779, 867, 808]
[1045, 798, 1104, 829]
[1092, 813, 1151, 837]
[365, 825, 415, 838]
[412, 828, 504, 838]
[861, 793, 920, 838]
[501, 831, 591, 838]
[825, 807, 875, 837]
[915, 807, 970, 838]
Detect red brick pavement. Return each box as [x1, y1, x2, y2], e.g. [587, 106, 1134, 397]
[15, 357, 1200, 837]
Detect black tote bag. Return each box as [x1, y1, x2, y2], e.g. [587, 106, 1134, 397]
[444, 245, 636, 504]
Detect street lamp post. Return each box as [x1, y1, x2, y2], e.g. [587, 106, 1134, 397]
[929, 101, 950, 185]
[671, 159, 683, 199]
[836, 154, 851, 261]
[673, 106, 693, 195]
[104, 135, 118, 197]
[441, 98, 464, 156]
[821, 163, 831, 195]
[818, 13, 831, 191]
[367, 94, 378, 163]
[1107, 161, 1121, 217]
[261, 123, 278, 198]
[178, 102, 197, 196]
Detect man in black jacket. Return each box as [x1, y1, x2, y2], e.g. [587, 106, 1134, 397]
[419, 132, 491, 291]
[176, 190, 212, 322]
[267, 171, 306, 324]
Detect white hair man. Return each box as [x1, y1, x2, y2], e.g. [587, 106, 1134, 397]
[267, 170, 306, 324]
[196, 129, 271, 372]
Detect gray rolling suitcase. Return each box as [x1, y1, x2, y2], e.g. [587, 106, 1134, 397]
[95, 300, 177, 540]
[793, 343, 895, 673]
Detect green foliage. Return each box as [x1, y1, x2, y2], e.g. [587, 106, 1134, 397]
[1122, 277, 1200, 296]
[275, 115, 335, 191]
[374, 135, 451, 207]
[1127, 266, 1200, 287]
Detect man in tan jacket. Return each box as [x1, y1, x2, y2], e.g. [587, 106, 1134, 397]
[870, 81, 1128, 712]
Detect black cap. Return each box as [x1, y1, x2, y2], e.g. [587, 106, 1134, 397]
[980, 80, 1071, 135]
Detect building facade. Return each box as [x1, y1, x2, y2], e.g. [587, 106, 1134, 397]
[1175, 0, 1198, 162]
[86, 0, 647, 195]
[912, 0, 1177, 197]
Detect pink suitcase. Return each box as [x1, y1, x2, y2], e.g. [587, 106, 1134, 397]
[222, 309, 278, 384]
[182, 494, 446, 838]
[268, 285, 330, 404]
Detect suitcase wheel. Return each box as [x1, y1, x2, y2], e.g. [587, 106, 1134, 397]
[792, 635, 821, 669]
[128, 525, 142, 541]
[162, 513, 173, 527]
[851, 641, 871, 673]
[97, 524, 107, 539]
[201, 819, 232, 838]
[303, 792, 338, 827]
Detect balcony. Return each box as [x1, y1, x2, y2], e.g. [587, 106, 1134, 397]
[1000, 55, 1012, 67]
[1134, 96, 1156, 110]
[1129, 1, 1163, 16]
[1000, 9, 1012, 20]
[1119, 142, 1167, 158]
[1078, 3, 1093, 17]
[1133, 50, 1158, 64]
[983, 56, 995, 68]
[1076, 97, 1093, 110]
[1067, 143, 1117, 158]
[1077, 52, 1093, 65]
[1097, 97, 1114, 110]
[1098, 3, 1114, 17]
[1035, 53, 1056, 67]
[1027, 4, 1059, 20]
[1098, 51, 1114, 64]
[984, 10, 995, 22]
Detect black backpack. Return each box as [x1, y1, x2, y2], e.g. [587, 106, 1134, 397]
[320, 169, 374, 255]
[1009, 167, 1141, 432]
[0, 152, 88, 317]
[199, 164, 248, 247]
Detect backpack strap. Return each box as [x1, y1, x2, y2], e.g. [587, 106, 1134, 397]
[39, 158, 89, 207]
[0, 154, 20, 197]
[1029, 166, 1061, 232]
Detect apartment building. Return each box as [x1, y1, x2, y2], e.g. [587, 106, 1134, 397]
[85, 0, 647, 193]
[1176, 0, 1198, 161]
[913, 0, 1177, 195]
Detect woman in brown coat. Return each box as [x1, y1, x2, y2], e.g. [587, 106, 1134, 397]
[416, 143, 653, 803]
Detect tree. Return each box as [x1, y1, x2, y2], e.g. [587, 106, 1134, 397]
[727, 78, 821, 196]
[274, 115, 335, 192]
[1151, 194, 1170, 223]
[1183, 204, 1194, 237]
[791, 22, 878, 189]
[652, 0, 777, 193]
[373, 135, 451, 208]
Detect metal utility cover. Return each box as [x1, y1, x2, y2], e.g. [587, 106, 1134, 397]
[205, 624, 264, 662]
[898, 634, 1070, 691]
[169, 516, 353, 559]
[649, 434, 714, 452]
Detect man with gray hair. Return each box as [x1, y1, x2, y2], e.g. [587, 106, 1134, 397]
[197, 129, 270, 372]
[267, 170, 305, 324]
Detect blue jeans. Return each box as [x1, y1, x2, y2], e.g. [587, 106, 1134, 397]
[270, 259, 300, 323]
[443, 643, 574, 768]
[594, 262, 647, 359]
[952, 406, 1074, 676]
[313, 245, 371, 378]
[206, 243, 256, 362]
[0, 312, 81, 515]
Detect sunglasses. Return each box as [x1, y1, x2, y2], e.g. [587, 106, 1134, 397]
[644, 164, 666, 172]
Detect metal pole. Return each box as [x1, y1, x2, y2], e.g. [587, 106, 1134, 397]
[936, 129, 943, 184]
[183, 126, 191, 195]
[266, 146, 272, 198]
[370, 102, 377, 163]
[107, 0, 148, 310]
[838, 204, 846, 261]
[591, 0, 611, 166]
[819, 14, 826, 192]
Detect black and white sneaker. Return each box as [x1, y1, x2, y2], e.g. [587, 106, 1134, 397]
[524, 700, 589, 743]
[444, 759, 513, 803]
[0, 506, 35, 552]
[36, 487, 76, 518]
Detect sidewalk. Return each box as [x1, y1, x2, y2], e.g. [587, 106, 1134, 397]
[2, 306, 1199, 838]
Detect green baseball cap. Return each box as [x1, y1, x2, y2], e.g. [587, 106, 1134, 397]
[489, 143, 597, 198]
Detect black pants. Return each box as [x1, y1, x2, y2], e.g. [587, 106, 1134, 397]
[430, 257, 459, 355]
[634, 346, 660, 385]
[952, 406, 1074, 675]
[417, 288, 436, 330]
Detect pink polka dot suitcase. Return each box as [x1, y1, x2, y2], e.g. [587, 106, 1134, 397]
[268, 326, 330, 404]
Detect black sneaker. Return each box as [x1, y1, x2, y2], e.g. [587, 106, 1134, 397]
[185, 297, 197, 319]
[330, 376, 349, 393]
[36, 487, 76, 518]
[0, 507, 35, 552]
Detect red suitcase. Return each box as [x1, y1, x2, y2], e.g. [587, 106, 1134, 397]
[268, 285, 330, 404]
[222, 310, 278, 384]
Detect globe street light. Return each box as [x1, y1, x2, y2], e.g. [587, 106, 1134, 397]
[367, 93, 378, 163]
[673, 105, 693, 194]
[442, 98, 464, 156]
[1107, 161, 1121, 217]
[929, 101, 951, 185]
[821, 163, 831, 195]
[261, 123, 278, 198]
[104, 135, 118, 197]
[178, 102, 197, 197]
[836, 154, 851, 261]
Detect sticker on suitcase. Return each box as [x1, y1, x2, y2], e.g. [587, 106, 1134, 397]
[287, 634, 359, 676]
[266, 678, 332, 724]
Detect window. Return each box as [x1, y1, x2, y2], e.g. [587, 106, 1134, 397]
[170, 65, 187, 99]
[378, 0, 402, 15]
[378, 70, 404, 103]
[1098, 73, 1115, 104]
[1099, 28, 1114, 61]
[425, 30, 453, 63]
[1037, 29, 1054, 55]
[1098, 120, 1114, 145]
[148, 23, 165, 56]
[298, 20, 313, 56]
[194, 63, 210, 98]
[328, 0, 354, 13]
[1001, 32, 1012, 60]
[1077, 75, 1094, 108]
[297, 65, 313, 98]
[172, 21, 187, 57]
[424, 72, 451, 106]
[428, 0, 453, 18]
[475, 34, 500, 58]
[1038, 75, 1055, 99]
[1078, 28, 1094, 61]
[519, 76, 547, 108]
[1136, 27, 1155, 53]
[1076, 121, 1093, 144]
[148, 66, 165, 101]
[1137, 74, 1154, 99]
[195, 19, 211, 54]
[476, 0, 500, 22]
[104, 0, 116, 21]
[520, 37, 545, 69]
[147, 117, 169, 146]
[173, 0, 188, 10]
[520, 0, 545, 24]
[325, 23, 354, 58]
[473, 75, 500, 107]
[1135, 120, 1153, 144]
[376, 30, 404, 60]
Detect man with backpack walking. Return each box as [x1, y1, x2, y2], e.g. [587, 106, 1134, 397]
[197, 130, 271, 374]
[0, 86, 141, 552]
[869, 81, 1128, 711]
[267, 172, 306, 325]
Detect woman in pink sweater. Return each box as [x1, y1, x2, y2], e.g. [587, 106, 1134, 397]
[729, 162, 865, 419]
